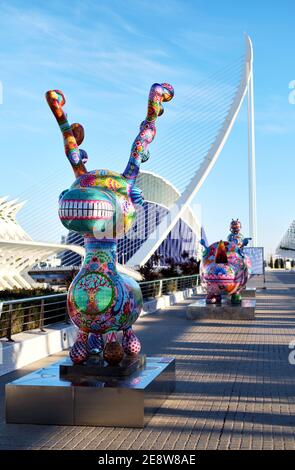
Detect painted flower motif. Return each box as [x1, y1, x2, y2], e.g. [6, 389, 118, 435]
[90, 263, 99, 270]
[135, 141, 142, 151]
[80, 173, 96, 187]
[119, 312, 128, 325]
[123, 300, 131, 315]
[153, 93, 162, 104]
[121, 199, 132, 214]
[106, 178, 121, 191]
[213, 267, 227, 276]
[209, 246, 215, 256]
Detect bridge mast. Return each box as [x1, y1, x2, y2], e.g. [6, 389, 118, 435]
[245, 35, 257, 247]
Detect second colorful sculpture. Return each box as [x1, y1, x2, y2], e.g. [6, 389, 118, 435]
[200, 219, 251, 304]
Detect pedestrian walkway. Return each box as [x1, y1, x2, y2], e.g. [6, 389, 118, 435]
[1, 271, 295, 450]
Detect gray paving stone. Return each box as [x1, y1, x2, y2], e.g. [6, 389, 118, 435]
[1, 272, 295, 449]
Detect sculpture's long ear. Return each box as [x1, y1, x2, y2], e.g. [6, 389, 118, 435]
[200, 238, 209, 258]
[45, 90, 87, 177]
[122, 83, 174, 185]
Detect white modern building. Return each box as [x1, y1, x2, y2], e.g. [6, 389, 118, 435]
[0, 196, 84, 289]
[276, 220, 295, 259]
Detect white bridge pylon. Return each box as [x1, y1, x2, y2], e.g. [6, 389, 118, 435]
[127, 35, 257, 267]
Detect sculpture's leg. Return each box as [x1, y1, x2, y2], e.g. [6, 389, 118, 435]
[231, 293, 242, 304]
[103, 331, 124, 365]
[69, 330, 89, 364]
[122, 327, 141, 356]
[88, 333, 104, 355]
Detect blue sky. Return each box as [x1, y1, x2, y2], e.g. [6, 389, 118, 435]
[0, 0, 294, 256]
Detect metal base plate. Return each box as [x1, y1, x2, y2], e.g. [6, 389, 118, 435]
[187, 298, 256, 320]
[60, 354, 146, 379]
[5, 357, 175, 427]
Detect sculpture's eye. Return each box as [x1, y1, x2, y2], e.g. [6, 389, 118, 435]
[59, 189, 68, 201]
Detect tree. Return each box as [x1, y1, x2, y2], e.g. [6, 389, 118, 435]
[139, 258, 162, 281]
[181, 251, 189, 261]
[152, 253, 162, 267]
[280, 258, 285, 269]
[269, 255, 274, 269]
[64, 268, 79, 289]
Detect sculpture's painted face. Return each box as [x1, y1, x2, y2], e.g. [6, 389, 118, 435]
[46, 84, 174, 242]
[58, 170, 139, 239]
[201, 240, 248, 297]
[230, 219, 241, 234]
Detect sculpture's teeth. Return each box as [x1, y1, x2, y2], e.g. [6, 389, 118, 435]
[73, 201, 78, 217]
[59, 199, 114, 220]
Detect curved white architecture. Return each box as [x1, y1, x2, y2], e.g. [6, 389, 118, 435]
[276, 220, 295, 259]
[136, 171, 201, 237]
[0, 197, 84, 289]
[127, 35, 256, 267]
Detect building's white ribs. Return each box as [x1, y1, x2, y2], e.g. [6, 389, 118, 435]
[0, 197, 31, 242]
[0, 197, 85, 290]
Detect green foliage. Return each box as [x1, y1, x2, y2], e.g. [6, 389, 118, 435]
[274, 258, 280, 269]
[139, 254, 200, 281]
[280, 258, 285, 269]
[63, 268, 79, 289]
[0, 287, 57, 301]
[139, 258, 163, 280]
[0, 288, 67, 339]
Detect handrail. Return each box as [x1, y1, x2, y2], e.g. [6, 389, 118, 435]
[0, 274, 199, 305]
[0, 274, 199, 340]
[139, 274, 199, 285]
[0, 292, 67, 307]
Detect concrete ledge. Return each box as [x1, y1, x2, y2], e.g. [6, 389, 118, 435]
[186, 298, 256, 321]
[0, 287, 197, 377]
[141, 287, 196, 316]
[0, 323, 77, 377]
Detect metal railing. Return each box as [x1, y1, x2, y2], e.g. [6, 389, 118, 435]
[139, 274, 199, 300]
[0, 293, 68, 341]
[0, 274, 199, 341]
[30, 265, 80, 272]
